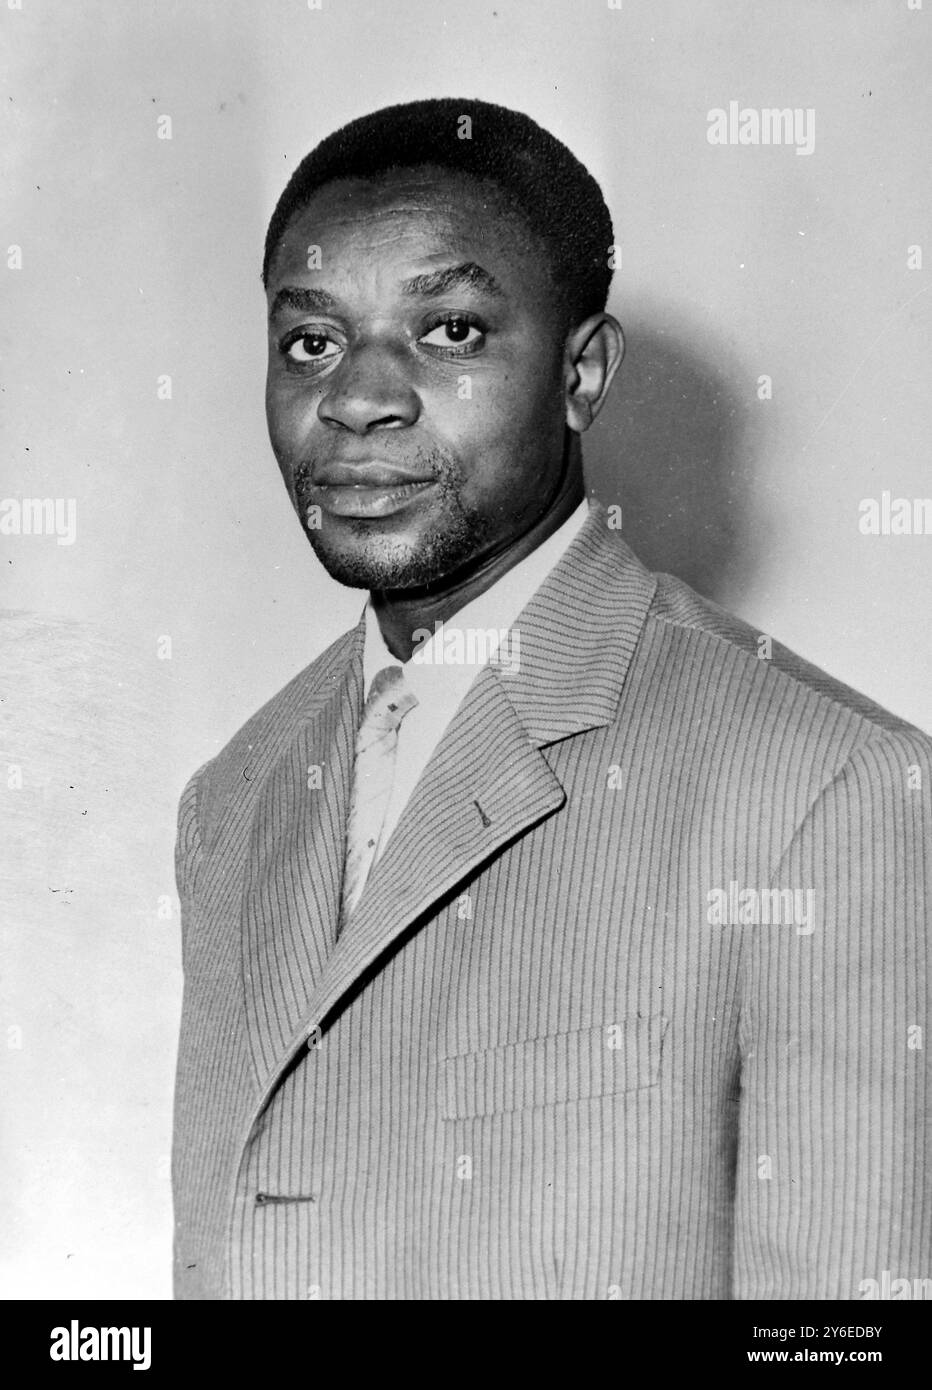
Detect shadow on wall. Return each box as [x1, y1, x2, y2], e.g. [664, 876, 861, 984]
[586, 313, 755, 606]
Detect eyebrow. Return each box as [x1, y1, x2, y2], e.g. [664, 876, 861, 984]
[268, 261, 503, 319]
[269, 286, 337, 317]
[400, 262, 504, 299]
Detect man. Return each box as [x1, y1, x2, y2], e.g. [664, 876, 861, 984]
[173, 97, 930, 1300]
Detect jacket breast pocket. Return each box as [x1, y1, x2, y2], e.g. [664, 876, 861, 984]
[441, 1015, 668, 1121]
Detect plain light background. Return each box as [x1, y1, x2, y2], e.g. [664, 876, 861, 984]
[1, 0, 929, 1299]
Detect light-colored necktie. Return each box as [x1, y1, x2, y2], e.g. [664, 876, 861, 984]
[339, 664, 418, 928]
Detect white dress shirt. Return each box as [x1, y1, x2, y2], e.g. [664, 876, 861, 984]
[360, 500, 591, 865]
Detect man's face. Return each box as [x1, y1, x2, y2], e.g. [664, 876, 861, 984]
[265, 167, 572, 590]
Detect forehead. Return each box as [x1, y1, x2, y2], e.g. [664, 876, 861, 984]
[268, 167, 550, 294]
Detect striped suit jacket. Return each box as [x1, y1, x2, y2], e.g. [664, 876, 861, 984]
[173, 504, 930, 1299]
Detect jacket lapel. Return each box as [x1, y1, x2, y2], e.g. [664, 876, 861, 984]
[301, 667, 567, 1034]
[240, 619, 365, 1082]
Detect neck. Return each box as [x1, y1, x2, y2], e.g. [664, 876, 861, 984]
[371, 453, 585, 662]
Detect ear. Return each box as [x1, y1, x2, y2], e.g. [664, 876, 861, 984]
[563, 313, 625, 433]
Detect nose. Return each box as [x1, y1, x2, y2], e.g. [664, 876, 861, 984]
[317, 339, 420, 434]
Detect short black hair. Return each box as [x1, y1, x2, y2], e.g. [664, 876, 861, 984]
[263, 97, 615, 326]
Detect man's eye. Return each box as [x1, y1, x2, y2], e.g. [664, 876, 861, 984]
[284, 332, 341, 363]
[419, 317, 484, 349]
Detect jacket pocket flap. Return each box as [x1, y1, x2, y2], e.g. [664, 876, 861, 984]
[442, 1014, 668, 1120]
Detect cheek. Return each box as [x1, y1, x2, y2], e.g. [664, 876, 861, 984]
[266, 379, 314, 461]
[469, 364, 563, 448]
[426, 363, 554, 446]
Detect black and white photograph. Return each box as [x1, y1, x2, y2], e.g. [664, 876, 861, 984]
[2, 0, 929, 1355]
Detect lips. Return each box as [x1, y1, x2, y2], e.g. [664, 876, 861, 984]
[305, 461, 437, 519]
[313, 460, 432, 488]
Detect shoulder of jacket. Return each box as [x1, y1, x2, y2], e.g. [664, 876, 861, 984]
[181, 624, 359, 832]
[646, 568, 927, 746]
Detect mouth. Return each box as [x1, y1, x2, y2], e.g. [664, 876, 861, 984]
[306, 478, 437, 520]
[303, 460, 438, 519]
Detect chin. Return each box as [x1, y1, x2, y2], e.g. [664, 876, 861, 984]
[306, 517, 484, 592]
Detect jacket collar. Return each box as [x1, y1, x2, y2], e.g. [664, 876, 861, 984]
[491, 501, 657, 748]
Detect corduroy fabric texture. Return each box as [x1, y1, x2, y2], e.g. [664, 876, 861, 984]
[172, 506, 930, 1299]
